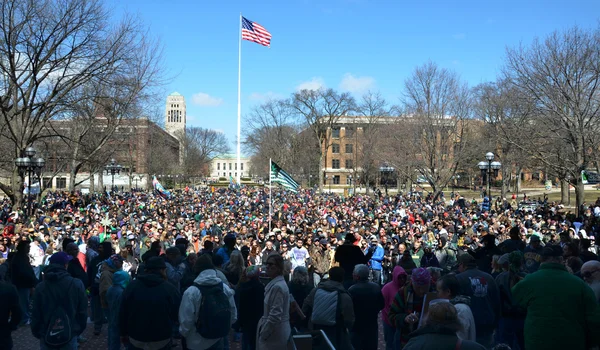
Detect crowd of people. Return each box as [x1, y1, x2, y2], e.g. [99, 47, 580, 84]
[1, 186, 600, 350]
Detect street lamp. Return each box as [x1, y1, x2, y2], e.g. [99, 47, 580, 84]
[105, 158, 122, 192]
[134, 175, 144, 190]
[477, 152, 501, 199]
[15, 147, 45, 217]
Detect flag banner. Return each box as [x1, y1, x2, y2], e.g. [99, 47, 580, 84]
[242, 16, 272, 47]
[582, 170, 589, 185]
[270, 161, 300, 193]
[152, 176, 171, 199]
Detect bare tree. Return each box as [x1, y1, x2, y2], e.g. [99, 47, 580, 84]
[399, 62, 472, 200]
[502, 26, 600, 212]
[0, 0, 158, 206]
[181, 127, 230, 178]
[290, 88, 356, 193]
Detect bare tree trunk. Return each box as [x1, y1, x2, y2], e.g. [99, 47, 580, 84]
[89, 173, 95, 193]
[516, 167, 522, 197]
[561, 179, 570, 205]
[575, 179, 585, 215]
[501, 167, 509, 199]
[98, 172, 104, 192]
[318, 152, 324, 194]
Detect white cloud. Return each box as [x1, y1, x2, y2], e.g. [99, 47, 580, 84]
[339, 73, 375, 94]
[248, 91, 285, 102]
[452, 33, 466, 40]
[192, 92, 223, 107]
[296, 77, 325, 91]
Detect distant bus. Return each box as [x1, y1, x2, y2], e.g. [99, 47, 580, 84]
[584, 171, 600, 184]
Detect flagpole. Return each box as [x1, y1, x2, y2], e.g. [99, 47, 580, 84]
[236, 13, 242, 186]
[269, 158, 272, 234]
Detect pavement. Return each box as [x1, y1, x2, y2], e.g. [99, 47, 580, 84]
[12, 317, 388, 349]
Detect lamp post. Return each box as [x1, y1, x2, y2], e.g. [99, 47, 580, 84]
[105, 158, 122, 192]
[477, 152, 501, 199]
[15, 147, 45, 217]
[348, 175, 353, 195]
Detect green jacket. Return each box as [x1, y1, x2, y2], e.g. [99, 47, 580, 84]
[512, 262, 600, 350]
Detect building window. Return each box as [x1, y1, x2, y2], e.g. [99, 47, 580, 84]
[229, 163, 232, 170]
[332, 159, 340, 169]
[331, 127, 340, 138]
[217, 163, 220, 170]
[332, 143, 340, 153]
[235, 163, 238, 170]
[56, 177, 66, 189]
[43, 177, 52, 188]
[241, 163, 244, 171]
[345, 159, 353, 169]
[346, 127, 355, 137]
[229, 172, 232, 177]
[345, 144, 353, 153]
[346, 176, 352, 185]
[235, 172, 237, 177]
[333, 175, 340, 184]
[223, 163, 226, 169]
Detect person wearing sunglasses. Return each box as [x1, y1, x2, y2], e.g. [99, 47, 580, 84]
[581, 260, 600, 303]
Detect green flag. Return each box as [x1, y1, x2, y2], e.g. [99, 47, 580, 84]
[270, 161, 300, 193]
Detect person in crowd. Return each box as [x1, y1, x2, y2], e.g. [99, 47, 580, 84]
[216, 234, 237, 265]
[335, 233, 374, 289]
[348, 264, 384, 350]
[290, 238, 310, 271]
[180, 252, 198, 292]
[223, 250, 245, 287]
[381, 266, 407, 350]
[581, 260, 600, 303]
[388, 267, 431, 347]
[302, 266, 354, 349]
[420, 243, 440, 268]
[99, 254, 123, 321]
[403, 302, 486, 350]
[164, 247, 185, 290]
[118, 256, 181, 350]
[106, 270, 130, 350]
[179, 254, 237, 350]
[456, 254, 500, 348]
[237, 266, 264, 350]
[512, 245, 600, 350]
[257, 253, 294, 349]
[287, 266, 312, 330]
[66, 243, 88, 288]
[31, 252, 88, 350]
[0, 265, 21, 349]
[88, 241, 112, 335]
[494, 251, 526, 349]
[368, 236, 385, 285]
[10, 240, 37, 326]
[523, 235, 543, 273]
[436, 274, 476, 342]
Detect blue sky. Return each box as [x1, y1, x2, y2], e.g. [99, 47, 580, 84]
[110, 0, 600, 145]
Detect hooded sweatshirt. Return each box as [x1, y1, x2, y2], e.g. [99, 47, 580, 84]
[381, 266, 407, 326]
[179, 269, 237, 350]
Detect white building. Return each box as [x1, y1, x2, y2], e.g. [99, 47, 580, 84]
[210, 154, 251, 179]
[165, 92, 186, 163]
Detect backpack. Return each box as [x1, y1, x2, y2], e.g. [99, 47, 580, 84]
[193, 282, 231, 339]
[310, 289, 340, 326]
[44, 280, 74, 348]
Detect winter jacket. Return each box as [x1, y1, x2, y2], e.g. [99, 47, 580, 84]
[403, 325, 486, 350]
[179, 269, 237, 350]
[165, 260, 185, 291]
[257, 275, 294, 349]
[237, 278, 264, 335]
[512, 262, 600, 350]
[0, 280, 21, 341]
[334, 243, 373, 281]
[398, 257, 417, 274]
[9, 252, 37, 288]
[348, 280, 384, 332]
[30, 265, 87, 339]
[420, 253, 440, 268]
[456, 267, 500, 335]
[106, 284, 125, 329]
[67, 258, 89, 288]
[369, 244, 385, 270]
[119, 272, 181, 343]
[381, 266, 407, 326]
[302, 279, 354, 350]
[99, 262, 118, 308]
[450, 296, 477, 342]
[523, 245, 543, 273]
[310, 246, 329, 275]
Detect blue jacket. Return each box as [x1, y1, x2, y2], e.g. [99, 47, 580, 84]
[369, 245, 384, 271]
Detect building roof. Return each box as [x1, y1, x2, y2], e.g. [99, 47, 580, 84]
[169, 92, 182, 96]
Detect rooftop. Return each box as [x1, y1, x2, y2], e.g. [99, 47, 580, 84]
[214, 153, 249, 160]
[169, 92, 182, 96]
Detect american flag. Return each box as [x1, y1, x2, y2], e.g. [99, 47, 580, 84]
[242, 16, 271, 47]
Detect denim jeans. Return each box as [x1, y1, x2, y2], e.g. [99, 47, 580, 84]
[17, 287, 30, 324]
[107, 308, 120, 350]
[91, 295, 105, 332]
[371, 269, 382, 285]
[242, 330, 256, 350]
[382, 322, 395, 350]
[40, 337, 78, 350]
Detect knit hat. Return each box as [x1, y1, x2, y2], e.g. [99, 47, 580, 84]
[112, 270, 130, 289]
[411, 267, 431, 286]
[49, 252, 72, 265]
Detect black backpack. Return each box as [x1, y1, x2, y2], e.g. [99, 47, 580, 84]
[44, 280, 74, 348]
[194, 281, 231, 339]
